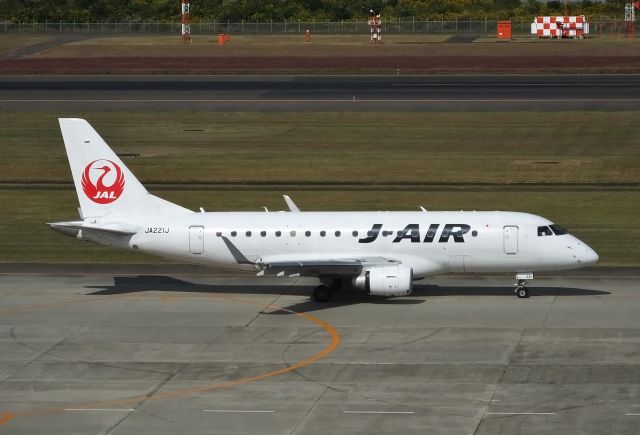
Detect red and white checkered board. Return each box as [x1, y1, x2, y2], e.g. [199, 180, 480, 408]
[533, 16, 586, 37]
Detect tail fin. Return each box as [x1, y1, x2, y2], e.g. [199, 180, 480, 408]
[59, 118, 190, 218]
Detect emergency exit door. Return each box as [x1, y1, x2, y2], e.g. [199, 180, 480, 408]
[189, 226, 204, 255]
[503, 226, 518, 255]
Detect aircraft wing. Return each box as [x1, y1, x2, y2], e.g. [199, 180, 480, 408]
[258, 257, 400, 277]
[222, 235, 399, 277]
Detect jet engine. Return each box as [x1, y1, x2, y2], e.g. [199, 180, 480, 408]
[352, 265, 413, 297]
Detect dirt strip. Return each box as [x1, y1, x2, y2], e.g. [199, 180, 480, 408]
[2, 55, 640, 74]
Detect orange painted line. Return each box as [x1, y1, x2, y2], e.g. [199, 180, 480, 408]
[0, 413, 15, 426]
[0, 294, 340, 426]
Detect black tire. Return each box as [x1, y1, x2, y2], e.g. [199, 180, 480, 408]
[330, 278, 343, 292]
[313, 285, 332, 303]
[516, 287, 530, 299]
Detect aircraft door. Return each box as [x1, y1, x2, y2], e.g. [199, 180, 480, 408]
[503, 226, 518, 255]
[189, 226, 204, 255]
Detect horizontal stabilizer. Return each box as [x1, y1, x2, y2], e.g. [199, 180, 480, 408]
[48, 221, 137, 237]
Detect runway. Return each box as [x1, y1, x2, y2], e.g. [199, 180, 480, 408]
[2, 74, 640, 111]
[1, 271, 639, 434]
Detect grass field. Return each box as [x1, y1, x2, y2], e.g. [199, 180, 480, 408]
[0, 110, 637, 266]
[23, 34, 640, 59]
[0, 35, 53, 56]
[0, 189, 636, 266]
[2, 111, 639, 184]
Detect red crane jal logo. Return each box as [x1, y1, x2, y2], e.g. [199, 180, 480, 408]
[81, 159, 125, 204]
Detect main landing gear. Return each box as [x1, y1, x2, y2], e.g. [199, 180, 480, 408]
[313, 278, 343, 303]
[514, 272, 534, 299]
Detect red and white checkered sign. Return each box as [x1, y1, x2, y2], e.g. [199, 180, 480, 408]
[532, 16, 588, 38]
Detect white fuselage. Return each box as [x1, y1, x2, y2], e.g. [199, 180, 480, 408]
[91, 210, 599, 278]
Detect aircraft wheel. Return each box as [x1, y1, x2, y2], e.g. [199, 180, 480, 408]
[313, 285, 333, 303]
[516, 287, 530, 299]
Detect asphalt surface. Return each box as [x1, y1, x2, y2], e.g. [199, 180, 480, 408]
[1, 74, 640, 111]
[1, 272, 639, 435]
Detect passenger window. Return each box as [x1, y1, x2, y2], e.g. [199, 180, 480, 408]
[537, 226, 553, 237]
[320, 231, 326, 237]
[305, 231, 311, 237]
[216, 232, 221, 237]
[275, 231, 281, 237]
[290, 230, 296, 237]
[335, 230, 341, 237]
[260, 231, 266, 237]
[231, 231, 237, 237]
[352, 231, 358, 237]
[246, 231, 251, 237]
[550, 224, 568, 236]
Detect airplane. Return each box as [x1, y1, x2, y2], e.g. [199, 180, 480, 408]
[50, 118, 599, 302]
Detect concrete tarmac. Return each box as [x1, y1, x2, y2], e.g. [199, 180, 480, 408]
[1, 74, 640, 111]
[0, 272, 639, 434]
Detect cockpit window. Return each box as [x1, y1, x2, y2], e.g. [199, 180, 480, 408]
[549, 224, 569, 236]
[537, 226, 553, 237]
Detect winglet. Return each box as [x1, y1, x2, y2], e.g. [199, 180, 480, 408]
[283, 195, 300, 212]
[221, 236, 256, 265]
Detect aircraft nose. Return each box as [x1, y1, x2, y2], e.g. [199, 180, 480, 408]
[566, 236, 599, 267]
[581, 245, 599, 266]
[571, 240, 599, 267]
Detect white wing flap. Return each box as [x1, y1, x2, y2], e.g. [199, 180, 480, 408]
[258, 257, 399, 277]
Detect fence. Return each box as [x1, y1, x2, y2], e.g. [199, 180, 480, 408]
[0, 18, 636, 36]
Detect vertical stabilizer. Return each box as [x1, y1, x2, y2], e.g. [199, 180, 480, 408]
[59, 118, 190, 218]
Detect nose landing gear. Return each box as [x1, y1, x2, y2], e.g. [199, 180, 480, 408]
[514, 272, 533, 298]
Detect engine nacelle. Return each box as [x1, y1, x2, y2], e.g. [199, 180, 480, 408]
[352, 265, 413, 297]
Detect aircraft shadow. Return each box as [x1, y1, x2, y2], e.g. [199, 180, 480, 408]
[85, 276, 610, 315]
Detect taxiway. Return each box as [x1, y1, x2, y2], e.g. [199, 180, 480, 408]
[0, 271, 638, 434]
